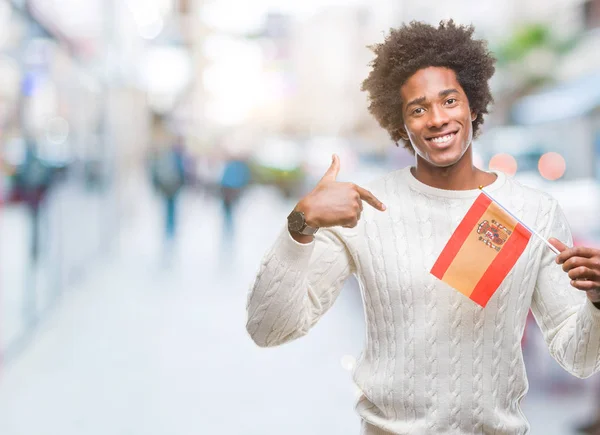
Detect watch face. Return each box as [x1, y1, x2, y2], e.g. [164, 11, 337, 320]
[288, 211, 305, 232]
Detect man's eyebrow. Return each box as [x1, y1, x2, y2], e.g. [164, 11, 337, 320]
[439, 88, 459, 98]
[406, 96, 426, 108]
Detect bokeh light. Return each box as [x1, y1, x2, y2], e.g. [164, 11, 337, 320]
[538, 152, 566, 181]
[137, 18, 164, 40]
[45, 116, 70, 144]
[488, 153, 518, 176]
[341, 355, 356, 372]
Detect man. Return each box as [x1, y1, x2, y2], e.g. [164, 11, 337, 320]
[245, 20, 600, 434]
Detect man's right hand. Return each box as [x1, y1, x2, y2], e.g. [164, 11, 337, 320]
[293, 154, 386, 238]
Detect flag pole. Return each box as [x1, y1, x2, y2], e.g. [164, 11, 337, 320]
[478, 186, 561, 255]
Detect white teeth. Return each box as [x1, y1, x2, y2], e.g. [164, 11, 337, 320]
[430, 133, 454, 144]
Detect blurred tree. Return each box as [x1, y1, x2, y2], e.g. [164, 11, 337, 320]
[490, 22, 582, 125]
[495, 24, 578, 67]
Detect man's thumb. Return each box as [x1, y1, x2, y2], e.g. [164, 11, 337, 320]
[549, 237, 568, 253]
[321, 154, 340, 181]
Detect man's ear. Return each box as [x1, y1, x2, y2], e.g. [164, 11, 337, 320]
[471, 111, 477, 122]
[398, 127, 409, 141]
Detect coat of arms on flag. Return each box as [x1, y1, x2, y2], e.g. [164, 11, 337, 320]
[430, 193, 532, 307]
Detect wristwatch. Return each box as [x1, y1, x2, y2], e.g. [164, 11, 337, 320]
[287, 210, 319, 236]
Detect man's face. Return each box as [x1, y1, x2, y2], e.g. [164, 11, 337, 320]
[400, 67, 476, 168]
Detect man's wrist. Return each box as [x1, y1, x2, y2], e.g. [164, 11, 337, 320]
[294, 199, 319, 228]
[287, 200, 318, 243]
[586, 290, 600, 309]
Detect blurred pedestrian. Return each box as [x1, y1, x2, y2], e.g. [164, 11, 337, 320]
[150, 137, 186, 247]
[219, 156, 250, 238]
[246, 20, 600, 434]
[12, 139, 54, 325]
[12, 140, 53, 262]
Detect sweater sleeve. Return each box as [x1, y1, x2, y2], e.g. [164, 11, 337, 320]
[531, 200, 600, 378]
[245, 226, 356, 347]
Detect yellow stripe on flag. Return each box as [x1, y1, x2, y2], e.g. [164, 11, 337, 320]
[441, 201, 518, 298]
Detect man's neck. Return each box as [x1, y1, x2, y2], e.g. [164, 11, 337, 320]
[411, 152, 494, 191]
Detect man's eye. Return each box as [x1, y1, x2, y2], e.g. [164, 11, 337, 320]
[445, 98, 457, 105]
[413, 108, 424, 115]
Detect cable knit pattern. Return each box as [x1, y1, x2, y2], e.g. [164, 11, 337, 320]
[364, 214, 387, 415]
[449, 294, 463, 432]
[389, 178, 410, 422]
[415, 193, 438, 432]
[398, 192, 416, 426]
[505, 184, 532, 430]
[382, 176, 398, 423]
[246, 259, 289, 338]
[491, 181, 515, 433]
[444, 194, 464, 433]
[246, 167, 600, 434]
[472, 306, 485, 433]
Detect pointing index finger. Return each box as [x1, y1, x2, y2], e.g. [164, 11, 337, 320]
[355, 185, 386, 211]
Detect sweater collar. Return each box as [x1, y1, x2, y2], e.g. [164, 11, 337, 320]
[401, 166, 506, 199]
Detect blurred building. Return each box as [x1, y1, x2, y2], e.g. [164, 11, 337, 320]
[287, 8, 372, 136]
[0, 0, 193, 362]
[493, 0, 600, 182]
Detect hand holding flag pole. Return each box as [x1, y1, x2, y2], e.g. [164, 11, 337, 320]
[478, 185, 561, 255]
[431, 189, 533, 307]
[432, 185, 600, 306]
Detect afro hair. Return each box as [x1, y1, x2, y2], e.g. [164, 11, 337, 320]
[361, 20, 496, 150]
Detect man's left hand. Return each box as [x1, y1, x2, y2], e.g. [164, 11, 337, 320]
[550, 238, 600, 304]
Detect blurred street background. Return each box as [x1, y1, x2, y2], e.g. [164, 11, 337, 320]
[0, 0, 599, 434]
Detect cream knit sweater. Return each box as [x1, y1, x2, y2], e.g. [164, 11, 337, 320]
[246, 167, 600, 434]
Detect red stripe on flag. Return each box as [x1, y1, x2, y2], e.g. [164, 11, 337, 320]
[469, 223, 531, 307]
[431, 193, 492, 279]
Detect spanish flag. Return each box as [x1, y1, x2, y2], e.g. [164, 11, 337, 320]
[430, 193, 532, 307]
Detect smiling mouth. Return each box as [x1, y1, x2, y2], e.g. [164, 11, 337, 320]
[426, 131, 457, 145]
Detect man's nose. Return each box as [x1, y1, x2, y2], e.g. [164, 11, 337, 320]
[427, 106, 450, 129]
